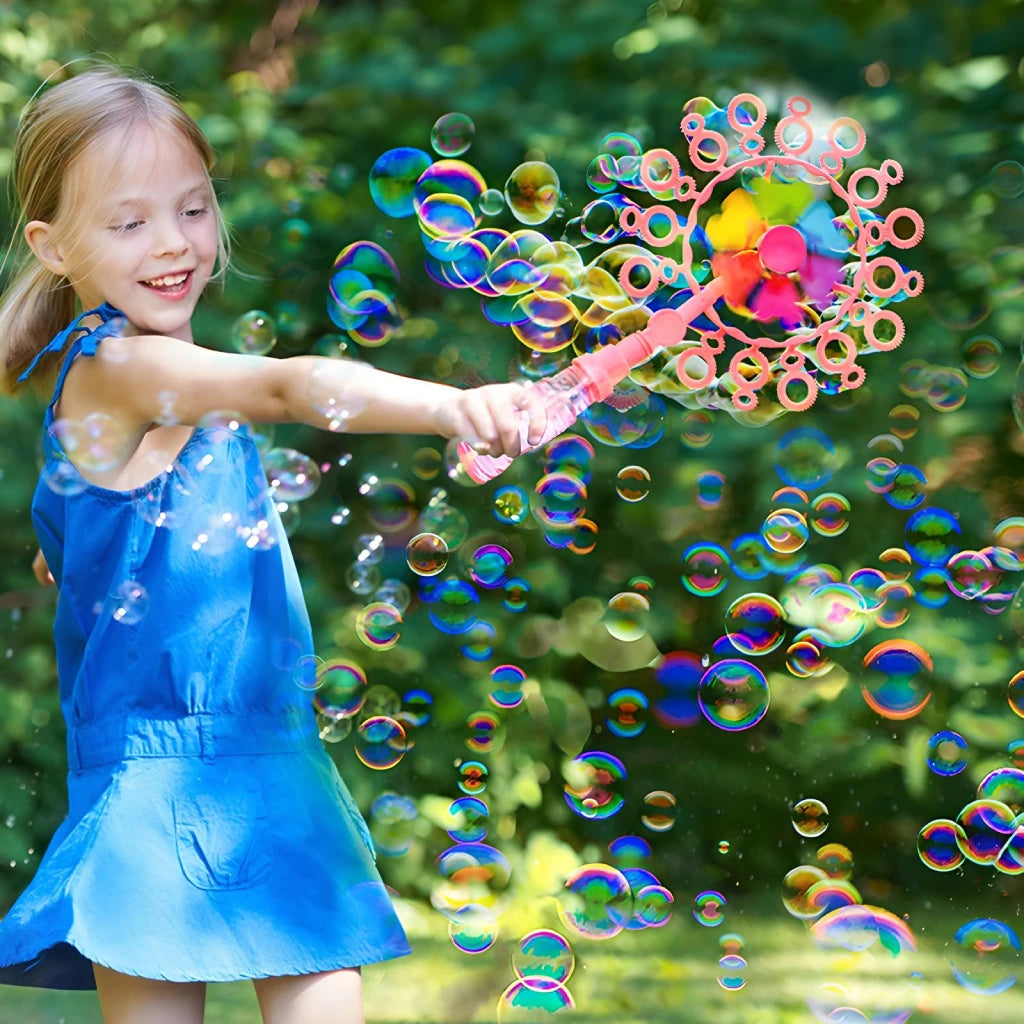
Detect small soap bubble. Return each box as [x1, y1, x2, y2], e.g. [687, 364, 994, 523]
[603, 592, 650, 641]
[231, 310, 277, 354]
[774, 427, 837, 490]
[312, 659, 367, 720]
[641, 791, 677, 833]
[369, 147, 433, 218]
[962, 335, 1002, 379]
[457, 759, 489, 795]
[615, 465, 651, 501]
[949, 918, 1022, 996]
[354, 602, 402, 651]
[478, 188, 505, 216]
[111, 580, 149, 625]
[693, 890, 726, 927]
[792, 798, 829, 837]
[412, 446, 443, 480]
[680, 543, 730, 597]
[406, 532, 449, 576]
[698, 659, 770, 731]
[563, 752, 626, 820]
[431, 112, 475, 157]
[511, 929, 575, 985]
[354, 715, 408, 769]
[724, 593, 786, 656]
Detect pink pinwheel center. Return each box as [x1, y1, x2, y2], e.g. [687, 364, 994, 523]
[758, 224, 807, 274]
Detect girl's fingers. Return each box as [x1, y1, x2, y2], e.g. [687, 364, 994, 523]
[515, 384, 548, 446]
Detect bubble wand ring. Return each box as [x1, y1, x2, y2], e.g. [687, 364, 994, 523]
[459, 93, 925, 483]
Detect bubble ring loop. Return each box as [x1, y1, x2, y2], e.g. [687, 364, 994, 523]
[778, 367, 818, 412]
[815, 329, 858, 373]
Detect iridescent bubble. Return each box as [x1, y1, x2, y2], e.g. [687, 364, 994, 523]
[792, 798, 829, 838]
[718, 840, 731, 855]
[698, 659, 770, 731]
[680, 543, 730, 597]
[927, 730, 968, 776]
[977, 767, 1024, 815]
[874, 580, 914, 628]
[989, 160, 1024, 199]
[809, 492, 851, 537]
[993, 517, 1024, 570]
[496, 978, 574, 1021]
[502, 577, 531, 613]
[682, 410, 714, 448]
[493, 485, 531, 525]
[905, 507, 962, 566]
[478, 188, 505, 216]
[865, 456, 897, 495]
[695, 469, 725, 510]
[861, 640, 933, 720]
[460, 620, 496, 662]
[806, 582, 869, 647]
[693, 890, 726, 927]
[458, 759, 488, 795]
[354, 715, 408, 769]
[947, 549, 999, 600]
[811, 905, 916, 955]
[468, 543, 513, 588]
[641, 791, 677, 832]
[719, 932, 745, 955]
[414, 159, 486, 216]
[956, 799, 1016, 864]
[1010, 671, 1024, 718]
[774, 427, 837, 490]
[490, 664, 527, 710]
[603, 592, 650, 641]
[448, 903, 496, 954]
[817, 843, 854, 879]
[915, 566, 952, 608]
[406, 532, 449, 576]
[616, 465, 651, 501]
[505, 162, 561, 226]
[311, 655, 368, 720]
[804, 879, 861, 918]
[786, 631, 833, 678]
[889, 403, 920, 440]
[466, 710, 505, 755]
[558, 863, 633, 940]
[354, 601, 402, 651]
[717, 954, 747, 992]
[606, 688, 648, 739]
[950, 919, 1021, 996]
[885, 464, 927, 511]
[362, 475, 418, 533]
[426, 579, 480, 635]
[730, 534, 770, 581]
[962, 335, 1003, 379]
[563, 751, 626, 820]
[369, 147, 433, 218]
[782, 865, 829, 919]
[231, 310, 276, 354]
[511, 929, 575, 985]
[402, 689, 433, 727]
[762, 509, 809, 554]
[533, 472, 586, 530]
[262, 448, 322, 502]
[634, 885, 674, 929]
[431, 112, 475, 157]
[724, 593, 786, 656]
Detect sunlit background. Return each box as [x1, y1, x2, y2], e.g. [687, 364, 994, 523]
[1, 1, 1023, 1021]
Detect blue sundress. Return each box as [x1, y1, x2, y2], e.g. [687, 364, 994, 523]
[0, 304, 411, 989]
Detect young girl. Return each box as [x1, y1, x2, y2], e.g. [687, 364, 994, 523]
[0, 65, 547, 1024]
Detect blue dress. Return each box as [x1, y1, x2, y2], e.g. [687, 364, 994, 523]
[0, 305, 411, 989]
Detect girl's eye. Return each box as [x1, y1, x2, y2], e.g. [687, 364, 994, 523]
[185, 206, 208, 218]
[111, 221, 141, 232]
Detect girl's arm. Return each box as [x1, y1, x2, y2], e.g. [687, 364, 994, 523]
[32, 548, 54, 586]
[81, 334, 547, 457]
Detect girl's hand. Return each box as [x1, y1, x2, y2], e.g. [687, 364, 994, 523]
[32, 548, 54, 587]
[436, 382, 548, 458]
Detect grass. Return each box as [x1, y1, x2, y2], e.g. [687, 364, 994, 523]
[3, 897, 1023, 1022]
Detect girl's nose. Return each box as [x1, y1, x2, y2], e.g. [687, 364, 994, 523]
[152, 219, 191, 258]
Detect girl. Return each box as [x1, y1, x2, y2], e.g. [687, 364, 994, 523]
[0, 64, 546, 1024]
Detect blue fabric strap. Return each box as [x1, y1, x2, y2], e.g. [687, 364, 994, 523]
[17, 301, 126, 383]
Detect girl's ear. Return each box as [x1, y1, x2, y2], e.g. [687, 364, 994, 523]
[24, 220, 67, 276]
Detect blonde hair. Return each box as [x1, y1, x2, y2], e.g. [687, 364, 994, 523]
[0, 63, 231, 399]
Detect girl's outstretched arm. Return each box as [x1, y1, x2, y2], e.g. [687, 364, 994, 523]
[32, 548, 54, 586]
[80, 334, 547, 458]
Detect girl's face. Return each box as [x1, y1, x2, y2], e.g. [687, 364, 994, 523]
[53, 122, 220, 343]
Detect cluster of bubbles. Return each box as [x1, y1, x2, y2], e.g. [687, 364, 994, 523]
[917, 764, 1024, 876]
[357, 93, 923, 427]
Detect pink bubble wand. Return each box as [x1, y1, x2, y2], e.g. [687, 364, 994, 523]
[458, 92, 924, 484]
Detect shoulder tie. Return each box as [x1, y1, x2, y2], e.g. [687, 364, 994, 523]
[17, 301, 126, 383]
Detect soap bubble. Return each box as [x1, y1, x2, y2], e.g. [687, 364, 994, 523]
[431, 112, 475, 157]
[231, 310, 276, 354]
[558, 863, 633, 939]
[792, 798, 829, 837]
[406, 532, 449, 576]
[927, 730, 968, 776]
[369, 147, 433, 218]
[505, 162, 561, 225]
[949, 918, 1021, 996]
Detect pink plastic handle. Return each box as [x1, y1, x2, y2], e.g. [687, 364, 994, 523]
[458, 278, 726, 484]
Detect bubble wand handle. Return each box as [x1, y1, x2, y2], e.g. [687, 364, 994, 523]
[458, 277, 726, 483]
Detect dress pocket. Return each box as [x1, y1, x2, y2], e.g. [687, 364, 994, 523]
[172, 778, 273, 891]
